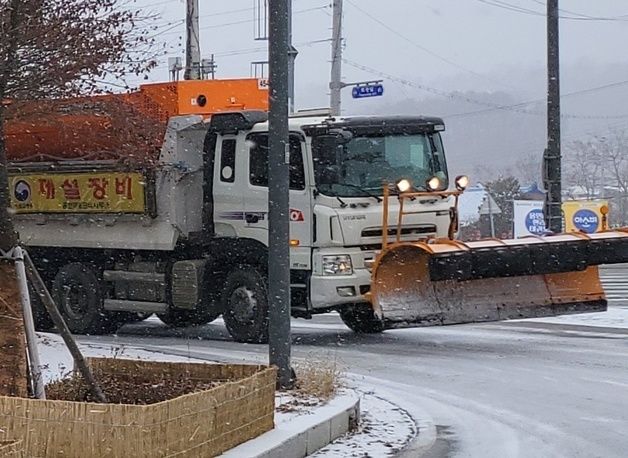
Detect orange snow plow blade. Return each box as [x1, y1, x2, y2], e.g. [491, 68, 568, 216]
[369, 235, 619, 328]
[368, 184, 628, 329]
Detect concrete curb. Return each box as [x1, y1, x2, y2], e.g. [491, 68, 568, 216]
[221, 390, 360, 458]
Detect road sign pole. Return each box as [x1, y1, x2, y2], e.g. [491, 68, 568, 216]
[268, 0, 293, 389]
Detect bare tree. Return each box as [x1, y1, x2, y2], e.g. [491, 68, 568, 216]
[0, 0, 23, 250]
[564, 139, 605, 200]
[514, 152, 542, 185]
[600, 130, 628, 194]
[564, 129, 628, 225]
[597, 130, 628, 225]
[0, 0, 157, 398]
[0, 0, 157, 251]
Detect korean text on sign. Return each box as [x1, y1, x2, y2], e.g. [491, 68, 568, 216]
[9, 171, 146, 214]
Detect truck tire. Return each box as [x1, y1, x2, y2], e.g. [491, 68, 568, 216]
[29, 283, 54, 331]
[339, 304, 385, 334]
[157, 307, 219, 328]
[221, 267, 269, 343]
[52, 263, 117, 335]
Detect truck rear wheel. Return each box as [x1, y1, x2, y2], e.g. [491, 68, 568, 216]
[52, 263, 117, 335]
[157, 307, 219, 328]
[339, 304, 384, 334]
[221, 267, 269, 343]
[29, 283, 54, 331]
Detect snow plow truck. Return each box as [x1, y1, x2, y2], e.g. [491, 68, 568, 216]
[5, 78, 628, 343]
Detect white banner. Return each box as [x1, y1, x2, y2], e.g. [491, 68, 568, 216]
[513, 200, 546, 238]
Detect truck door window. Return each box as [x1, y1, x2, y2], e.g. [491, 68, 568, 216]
[220, 139, 236, 183]
[248, 134, 305, 190]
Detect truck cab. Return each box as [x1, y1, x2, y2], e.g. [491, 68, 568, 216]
[206, 111, 454, 336]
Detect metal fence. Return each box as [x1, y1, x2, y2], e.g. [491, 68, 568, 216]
[600, 264, 628, 304]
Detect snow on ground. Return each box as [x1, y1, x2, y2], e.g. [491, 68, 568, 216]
[311, 390, 416, 458]
[37, 332, 209, 383]
[37, 333, 337, 429]
[38, 333, 416, 456]
[523, 305, 628, 329]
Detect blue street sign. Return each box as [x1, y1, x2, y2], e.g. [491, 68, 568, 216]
[573, 209, 599, 233]
[352, 84, 384, 99]
[525, 208, 546, 235]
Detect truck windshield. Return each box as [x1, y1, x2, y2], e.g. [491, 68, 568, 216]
[312, 132, 448, 197]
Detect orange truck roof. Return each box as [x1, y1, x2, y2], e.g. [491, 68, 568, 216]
[5, 78, 269, 164]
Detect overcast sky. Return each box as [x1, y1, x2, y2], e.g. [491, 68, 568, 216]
[132, 0, 628, 112]
[125, 1, 628, 178]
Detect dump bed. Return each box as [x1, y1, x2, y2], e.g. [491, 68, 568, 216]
[5, 78, 268, 164]
[6, 79, 268, 218]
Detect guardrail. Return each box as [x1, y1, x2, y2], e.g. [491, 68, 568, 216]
[600, 264, 628, 304]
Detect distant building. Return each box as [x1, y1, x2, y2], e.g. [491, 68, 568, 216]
[457, 184, 502, 239]
[519, 182, 545, 200]
[458, 184, 501, 226]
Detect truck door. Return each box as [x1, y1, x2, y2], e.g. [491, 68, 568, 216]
[244, 132, 312, 270]
[212, 134, 246, 236]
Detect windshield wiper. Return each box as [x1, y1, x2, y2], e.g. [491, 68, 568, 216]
[337, 183, 382, 203]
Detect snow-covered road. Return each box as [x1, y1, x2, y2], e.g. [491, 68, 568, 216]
[73, 306, 628, 457]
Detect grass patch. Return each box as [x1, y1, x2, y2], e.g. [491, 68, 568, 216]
[292, 356, 344, 401]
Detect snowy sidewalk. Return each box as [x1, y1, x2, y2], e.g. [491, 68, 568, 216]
[523, 305, 628, 329]
[35, 333, 364, 457]
[311, 390, 417, 457]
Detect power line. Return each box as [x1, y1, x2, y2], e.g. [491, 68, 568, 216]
[126, 38, 331, 74]
[475, 0, 543, 16]
[527, 0, 628, 21]
[447, 79, 628, 119]
[147, 20, 186, 39]
[477, 0, 628, 22]
[345, 0, 516, 90]
[343, 57, 536, 112]
[141, 0, 173, 9]
[151, 6, 255, 27]
[343, 58, 628, 120]
[153, 5, 330, 37]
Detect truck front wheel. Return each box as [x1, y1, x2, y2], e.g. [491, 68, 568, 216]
[221, 267, 269, 343]
[339, 304, 385, 334]
[52, 263, 117, 335]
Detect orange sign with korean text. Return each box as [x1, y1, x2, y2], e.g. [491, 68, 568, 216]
[9, 172, 146, 214]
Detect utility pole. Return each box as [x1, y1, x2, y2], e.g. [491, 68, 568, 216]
[184, 0, 201, 80]
[287, 0, 298, 113]
[330, 0, 344, 116]
[544, 0, 562, 232]
[268, 0, 293, 389]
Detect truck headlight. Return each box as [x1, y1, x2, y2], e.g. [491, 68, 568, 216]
[322, 255, 353, 276]
[426, 176, 441, 192]
[455, 175, 469, 191]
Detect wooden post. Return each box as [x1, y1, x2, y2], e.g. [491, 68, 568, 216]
[0, 258, 28, 397]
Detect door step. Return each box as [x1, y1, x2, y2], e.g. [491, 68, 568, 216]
[103, 299, 167, 313]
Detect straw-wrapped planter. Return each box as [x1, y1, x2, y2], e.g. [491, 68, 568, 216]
[0, 358, 276, 457]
